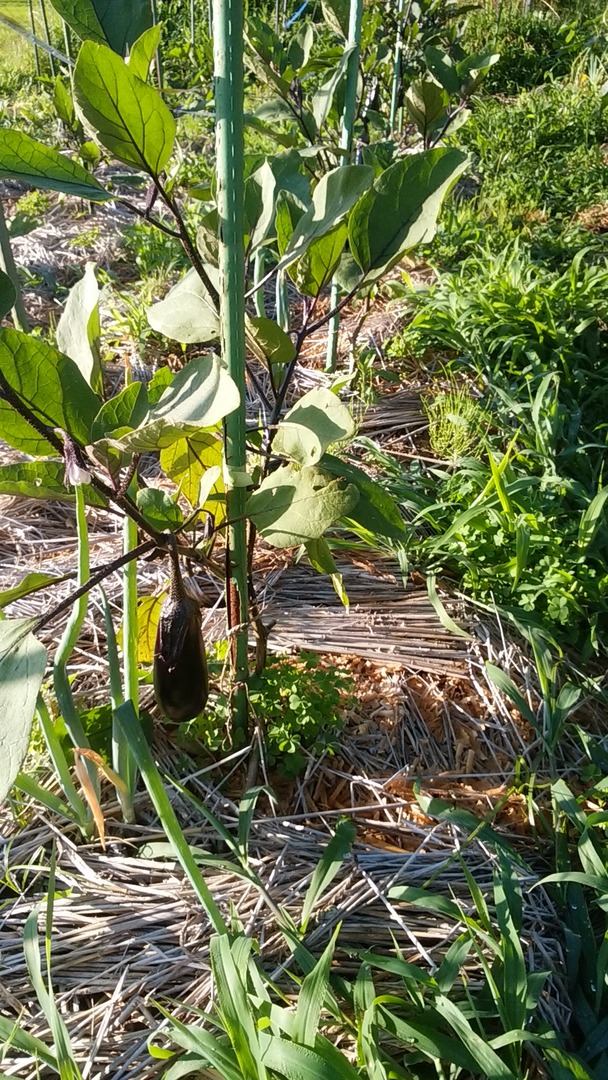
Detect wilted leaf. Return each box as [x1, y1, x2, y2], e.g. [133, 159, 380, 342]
[74, 41, 175, 175]
[0, 621, 47, 805]
[247, 463, 359, 547]
[147, 267, 220, 344]
[0, 129, 112, 201]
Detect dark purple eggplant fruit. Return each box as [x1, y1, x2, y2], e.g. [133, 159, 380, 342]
[153, 543, 208, 722]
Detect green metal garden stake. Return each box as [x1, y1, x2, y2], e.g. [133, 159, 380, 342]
[213, 0, 249, 744]
[325, 0, 363, 372]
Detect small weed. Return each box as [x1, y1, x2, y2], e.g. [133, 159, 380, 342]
[423, 384, 489, 462]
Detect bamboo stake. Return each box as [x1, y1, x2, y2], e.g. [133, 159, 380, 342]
[325, 0, 364, 372]
[213, 0, 249, 744]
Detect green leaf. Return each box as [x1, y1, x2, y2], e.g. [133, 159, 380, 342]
[91, 381, 149, 440]
[160, 432, 225, 518]
[211, 937, 266, 1079]
[147, 267, 220, 344]
[0, 268, 16, 319]
[485, 663, 539, 729]
[135, 593, 164, 664]
[0, 460, 106, 506]
[56, 262, 102, 394]
[136, 487, 183, 532]
[0, 571, 68, 610]
[0, 328, 101, 445]
[312, 46, 353, 130]
[260, 1030, 361, 1080]
[321, 454, 407, 541]
[49, 0, 153, 56]
[248, 464, 359, 548]
[74, 41, 175, 175]
[292, 221, 348, 297]
[435, 994, 518, 1080]
[246, 316, 296, 366]
[301, 818, 356, 931]
[244, 159, 277, 251]
[116, 354, 239, 452]
[275, 189, 307, 257]
[0, 620, 47, 805]
[293, 927, 340, 1046]
[273, 387, 356, 466]
[0, 129, 112, 201]
[281, 164, 374, 271]
[349, 148, 468, 283]
[426, 572, 472, 639]
[127, 23, 162, 80]
[0, 1016, 58, 1071]
[53, 76, 77, 128]
[424, 46, 460, 95]
[305, 537, 348, 608]
[378, 1006, 479, 1072]
[404, 79, 449, 139]
[0, 400, 55, 455]
[322, 0, 350, 38]
[578, 485, 608, 551]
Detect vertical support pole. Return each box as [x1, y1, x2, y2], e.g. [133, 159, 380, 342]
[0, 200, 29, 333]
[28, 0, 41, 78]
[213, 0, 249, 744]
[39, 0, 55, 77]
[150, 0, 163, 89]
[390, 0, 405, 134]
[325, 0, 363, 372]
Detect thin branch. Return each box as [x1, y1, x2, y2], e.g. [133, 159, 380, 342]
[155, 178, 221, 308]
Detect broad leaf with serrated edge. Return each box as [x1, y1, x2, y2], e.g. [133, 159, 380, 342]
[0, 621, 47, 805]
[74, 41, 175, 175]
[247, 463, 359, 547]
[0, 130, 112, 201]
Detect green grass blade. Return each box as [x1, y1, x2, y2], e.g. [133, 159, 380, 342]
[301, 817, 356, 932]
[23, 908, 83, 1080]
[114, 700, 227, 934]
[293, 925, 340, 1047]
[434, 992, 518, 1080]
[210, 934, 267, 1079]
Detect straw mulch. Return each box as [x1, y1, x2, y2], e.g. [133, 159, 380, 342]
[0, 205, 588, 1077]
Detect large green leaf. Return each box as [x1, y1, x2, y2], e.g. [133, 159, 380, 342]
[147, 267, 219, 344]
[312, 47, 353, 131]
[273, 387, 355, 466]
[247, 463, 359, 547]
[322, 0, 350, 38]
[0, 460, 106, 506]
[127, 24, 162, 81]
[0, 400, 55, 456]
[0, 329, 101, 445]
[0, 571, 69, 609]
[49, 0, 152, 56]
[244, 159, 276, 251]
[91, 381, 149, 441]
[0, 130, 112, 201]
[349, 148, 468, 283]
[56, 262, 102, 393]
[160, 432, 225, 517]
[292, 221, 348, 297]
[246, 316, 296, 366]
[404, 79, 449, 140]
[280, 164, 374, 271]
[275, 189, 307, 257]
[0, 268, 16, 319]
[74, 41, 175, 175]
[116, 355, 239, 452]
[321, 454, 407, 541]
[0, 620, 47, 805]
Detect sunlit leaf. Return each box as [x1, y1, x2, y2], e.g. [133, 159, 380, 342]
[0, 129, 112, 201]
[56, 262, 102, 394]
[0, 621, 47, 805]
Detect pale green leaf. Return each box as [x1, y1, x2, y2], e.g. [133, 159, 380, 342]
[147, 267, 220, 344]
[273, 387, 356, 466]
[0, 621, 47, 805]
[247, 464, 359, 548]
[127, 23, 162, 80]
[56, 262, 102, 393]
[247, 316, 296, 365]
[280, 164, 374, 271]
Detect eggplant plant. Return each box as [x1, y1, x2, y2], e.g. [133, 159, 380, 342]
[0, 7, 468, 820]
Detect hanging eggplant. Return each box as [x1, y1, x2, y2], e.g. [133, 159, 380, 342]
[153, 540, 209, 723]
